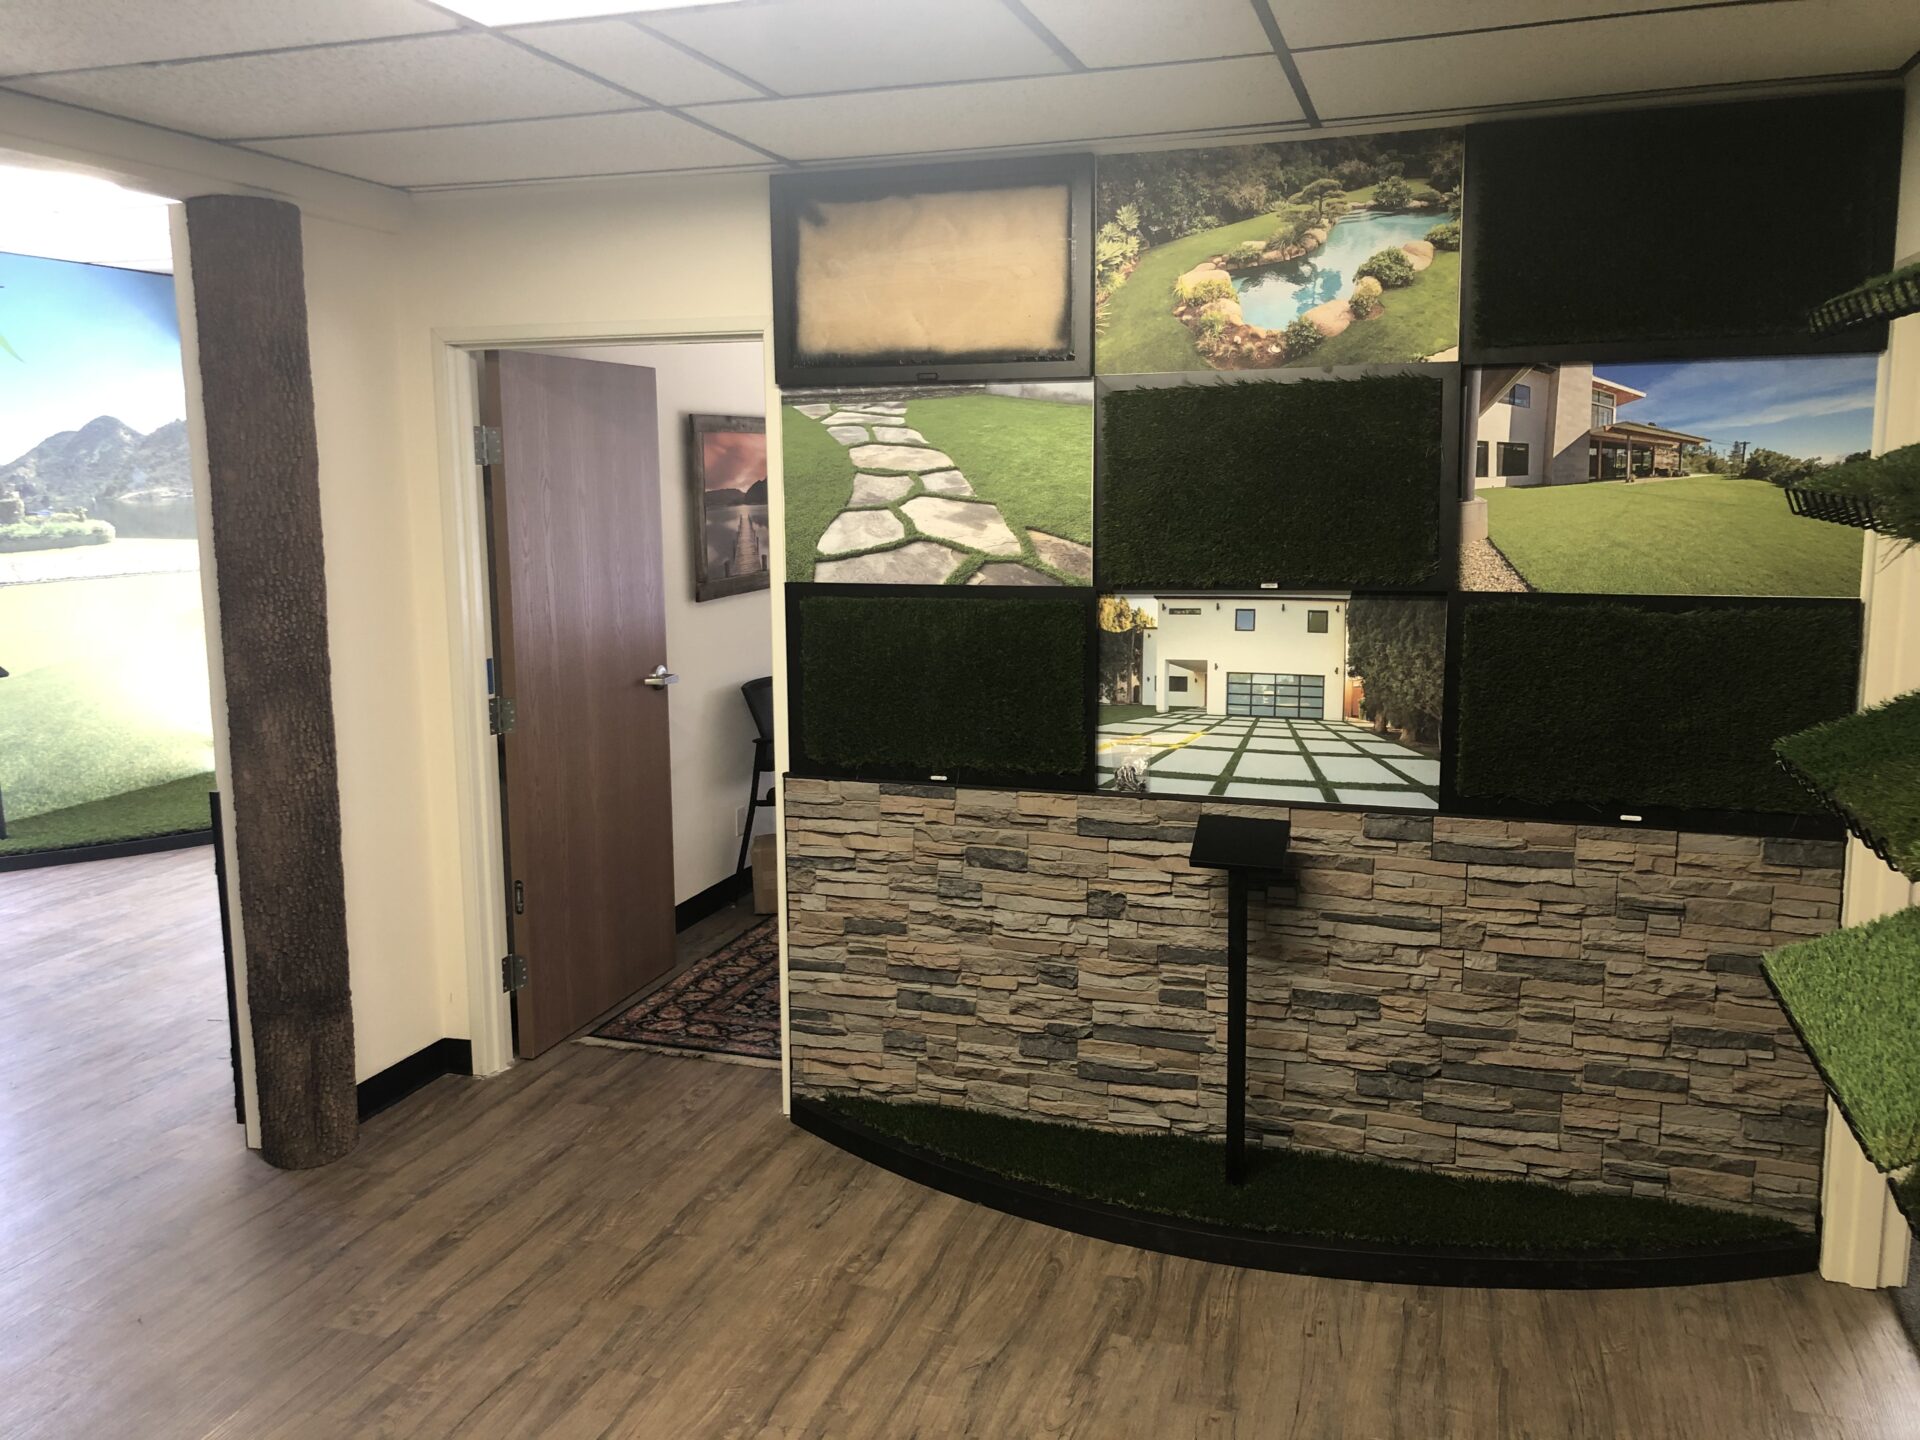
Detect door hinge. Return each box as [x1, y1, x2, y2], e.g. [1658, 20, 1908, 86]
[489, 696, 517, 735]
[474, 425, 503, 466]
[501, 953, 529, 993]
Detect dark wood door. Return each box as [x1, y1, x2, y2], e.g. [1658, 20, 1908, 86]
[481, 349, 676, 1058]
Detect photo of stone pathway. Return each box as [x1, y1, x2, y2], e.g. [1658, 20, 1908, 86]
[1099, 710, 1439, 809]
[785, 386, 1093, 585]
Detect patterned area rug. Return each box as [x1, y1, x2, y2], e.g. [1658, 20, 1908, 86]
[586, 919, 779, 1065]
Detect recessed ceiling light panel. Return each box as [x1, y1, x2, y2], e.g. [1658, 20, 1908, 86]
[439, 0, 748, 24]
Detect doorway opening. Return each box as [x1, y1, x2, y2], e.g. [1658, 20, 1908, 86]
[467, 336, 775, 1070]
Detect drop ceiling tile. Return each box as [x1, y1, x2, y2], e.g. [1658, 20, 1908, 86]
[9, 32, 640, 140]
[503, 19, 762, 105]
[1296, 6, 1916, 120]
[248, 109, 772, 187]
[645, 0, 1069, 95]
[0, 0, 454, 78]
[1020, 0, 1274, 67]
[1281, 0, 1761, 50]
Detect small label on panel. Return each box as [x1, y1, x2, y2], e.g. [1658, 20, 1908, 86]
[1260, 582, 1278, 589]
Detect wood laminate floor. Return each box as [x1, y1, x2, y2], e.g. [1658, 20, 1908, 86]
[4, 849, 1920, 1439]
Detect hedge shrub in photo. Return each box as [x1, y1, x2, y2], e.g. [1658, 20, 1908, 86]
[1098, 373, 1445, 590]
[796, 593, 1088, 780]
[1454, 599, 1859, 814]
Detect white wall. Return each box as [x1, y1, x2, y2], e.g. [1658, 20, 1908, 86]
[1142, 595, 1347, 717]
[548, 340, 774, 905]
[1474, 374, 1553, 486]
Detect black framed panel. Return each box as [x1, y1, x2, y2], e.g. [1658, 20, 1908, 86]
[772, 154, 1095, 388]
[1094, 365, 1459, 594]
[1461, 92, 1902, 366]
[1439, 591, 1858, 838]
[785, 582, 1099, 792]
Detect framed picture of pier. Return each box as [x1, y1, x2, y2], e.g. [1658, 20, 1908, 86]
[688, 413, 769, 602]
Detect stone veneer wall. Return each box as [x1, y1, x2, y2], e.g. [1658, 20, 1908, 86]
[784, 779, 1845, 1226]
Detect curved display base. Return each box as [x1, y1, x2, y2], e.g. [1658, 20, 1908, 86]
[792, 1098, 1818, 1291]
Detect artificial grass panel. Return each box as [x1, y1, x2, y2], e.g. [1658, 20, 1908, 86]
[1763, 906, 1920, 1171]
[1483, 476, 1863, 598]
[1098, 373, 1445, 590]
[1774, 689, 1920, 879]
[1455, 600, 1858, 814]
[0, 771, 213, 857]
[796, 593, 1088, 779]
[821, 1094, 1799, 1252]
[782, 404, 857, 582]
[1465, 93, 1902, 356]
[1308, 250, 1461, 367]
[906, 393, 1092, 547]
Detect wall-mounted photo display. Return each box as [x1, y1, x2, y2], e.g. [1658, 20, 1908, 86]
[1450, 594, 1860, 824]
[771, 154, 1092, 387]
[687, 413, 768, 602]
[1097, 368, 1454, 592]
[1097, 591, 1444, 810]
[786, 586, 1094, 791]
[1463, 92, 1902, 364]
[1094, 129, 1462, 376]
[1459, 355, 1875, 598]
[784, 381, 1093, 586]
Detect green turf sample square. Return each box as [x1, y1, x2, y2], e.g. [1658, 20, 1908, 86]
[1775, 689, 1920, 879]
[1764, 907, 1920, 1172]
[1454, 599, 1859, 814]
[795, 593, 1088, 780]
[1098, 373, 1446, 590]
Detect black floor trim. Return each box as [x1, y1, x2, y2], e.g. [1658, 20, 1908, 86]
[792, 1097, 1819, 1291]
[0, 827, 213, 874]
[357, 1038, 473, 1122]
[676, 868, 753, 932]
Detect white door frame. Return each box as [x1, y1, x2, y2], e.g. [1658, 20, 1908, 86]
[429, 317, 776, 1082]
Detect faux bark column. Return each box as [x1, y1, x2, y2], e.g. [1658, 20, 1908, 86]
[186, 194, 356, 1169]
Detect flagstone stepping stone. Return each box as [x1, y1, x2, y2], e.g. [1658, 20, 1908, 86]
[966, 563, 1064, 586]
[819, 509, 904, 553]
[920, 470, 973, 497]
[1027, 530, 1092, 580]
[827, 425, 869, 445]
[794, 403, 833, 419]
[849, 472, 914, 505]
[823, 412, 896, 426]
[901, 496, 1020, 554]
[850, 444, 955, 472]
[814, 540, 960, 584]
[874, 426, 925, 444]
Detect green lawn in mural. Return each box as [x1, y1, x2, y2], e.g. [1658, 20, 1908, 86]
[1484, 477, 1863, 597]
[904, 393, 1092, 548]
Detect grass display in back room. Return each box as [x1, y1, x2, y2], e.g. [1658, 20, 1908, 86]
[1098, 372, 1446, 590]
[795, 593, 1088, 781]
[1454, 599, 1859, 815]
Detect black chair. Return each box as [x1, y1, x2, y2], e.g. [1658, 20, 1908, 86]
[736, 676, 774, 875]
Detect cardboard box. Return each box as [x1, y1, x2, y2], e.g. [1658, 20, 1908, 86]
[750, 833, 777, 914]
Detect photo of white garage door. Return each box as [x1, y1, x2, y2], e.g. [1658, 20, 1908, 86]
[1225, 673, 1325, 719]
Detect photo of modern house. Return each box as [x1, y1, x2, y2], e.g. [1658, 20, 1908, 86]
[1097, 592, 1442, 808]
[1461, 356, 1874, 596]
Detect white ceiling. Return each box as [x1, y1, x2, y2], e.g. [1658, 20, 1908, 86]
[0, 0, 1911, 191]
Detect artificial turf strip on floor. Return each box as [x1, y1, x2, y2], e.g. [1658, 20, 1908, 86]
[1454, 599, 1859, 815]
[821, 1095, 1799, 1253]
[1482, 476, 1863, 599]
[0, 771, 213, 857]
[1774, 689, 1920, 879]
[1763, 907, 1920, 1173]
[795, 593, 1088, 780]
[1097, 373, 1445, 590]
[1464, 93, 1902, 356]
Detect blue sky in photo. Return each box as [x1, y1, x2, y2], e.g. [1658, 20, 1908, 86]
[1597, 355, 1878, 462]
[0, 250, 184, 465]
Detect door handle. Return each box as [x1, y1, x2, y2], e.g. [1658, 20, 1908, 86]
[643, 664, 679, 689]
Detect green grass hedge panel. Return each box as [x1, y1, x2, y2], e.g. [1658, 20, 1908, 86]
[1775, 688, 1920, 879]
[1465, 93, 1902, 357]
[1455, 601, 1859, 814]
[797, 593, 1087, 778]
[1764, 907, 1920, 1172]
[823, 1095, 1797, 1251]
[1098, 373, 1445, 590]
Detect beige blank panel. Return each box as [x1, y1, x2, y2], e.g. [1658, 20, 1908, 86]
[796, 185, 1072, 360]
